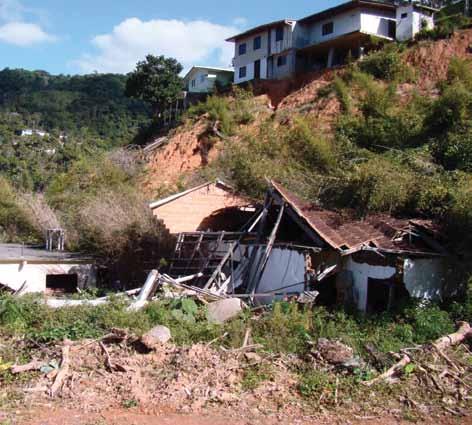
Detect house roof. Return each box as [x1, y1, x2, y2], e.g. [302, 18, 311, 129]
[149, 180, 238, 210]
[270, 181, 444, 256]
[226, 19, 296, 42]
[183, 66, 234, 82]
[298, 0, 396, 25]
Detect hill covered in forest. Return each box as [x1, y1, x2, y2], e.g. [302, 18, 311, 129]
[0, 69, 152, 190]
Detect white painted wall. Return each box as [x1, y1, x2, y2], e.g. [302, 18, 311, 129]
[233, 30, 270, 84]
[404, 258, 445, 301]
[0, 262, 96, 294]
[300, 10, 361, 47]
[344, 257, 396, 311]
[396, 5, 435, 41]
[186, 69, 213, 93]
[345, 256, 445, 311]
[185, 69, 233, 93]
[360, 8, 396, 39]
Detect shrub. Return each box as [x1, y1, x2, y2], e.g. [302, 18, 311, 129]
[359, 45, 412, 81]
[0, 177, 39, 243]
[187, 95, 235, 136]
[427, 83, 472, 134]
[431, 127, 472, 171]
[321, 158, 420, 216]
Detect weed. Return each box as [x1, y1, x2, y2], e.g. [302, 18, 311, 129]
[241, 364, 274, 391]
[122, 398, 138, 409]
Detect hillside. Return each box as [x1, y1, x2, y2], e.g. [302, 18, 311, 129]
[144, 29, 472, 255]
[0, 69, 152, 191]
[0, 69, 151, 142]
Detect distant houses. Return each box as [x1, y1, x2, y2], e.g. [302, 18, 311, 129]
[226, 0, 436, 84]
[183, 66, 233, 94]
[16, 129, 49, 138]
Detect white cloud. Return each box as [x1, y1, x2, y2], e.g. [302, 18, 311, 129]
[0, 21, 55, 46]
[0, 0, 55, 47]
[74, 17, 239, 74]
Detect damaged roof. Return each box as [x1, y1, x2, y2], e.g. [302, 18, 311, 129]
[270, 182, 444, 256]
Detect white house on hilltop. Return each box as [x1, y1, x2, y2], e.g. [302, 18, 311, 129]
[183, 66, 234, 94]
[227, 0, 436, 84]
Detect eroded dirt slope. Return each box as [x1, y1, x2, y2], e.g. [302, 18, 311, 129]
[143, 29, 472, 191]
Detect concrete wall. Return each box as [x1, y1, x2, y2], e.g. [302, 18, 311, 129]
[344, 256, 396, 311]
[344, 255, 446, 311]
[0, 262, 96, 294]
[152, 184, 247, 234]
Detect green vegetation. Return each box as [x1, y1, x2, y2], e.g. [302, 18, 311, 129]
[0, 294, 461, 356]
[0, 68, 152, 191]
[125, 54, 183, 116]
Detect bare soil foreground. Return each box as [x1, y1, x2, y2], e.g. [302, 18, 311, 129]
[12, 408, 472, 425]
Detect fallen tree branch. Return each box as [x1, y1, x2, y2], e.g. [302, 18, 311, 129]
[11, 359, 43, 374]
[362, 354, 411, 387]
[99, 341, 127, 373]
[49, 339, 72, 397]
[432, 322, 472, 351]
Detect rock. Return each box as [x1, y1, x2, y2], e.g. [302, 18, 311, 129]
[317, 338, 354, 365]
[244, 352, 262, 363]
[140, 325, 171, 349]
[207, 298, 242, 324]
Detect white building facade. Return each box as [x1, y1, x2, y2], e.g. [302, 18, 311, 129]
[183, 66, 234, 93]
[227, 0, 436, 83]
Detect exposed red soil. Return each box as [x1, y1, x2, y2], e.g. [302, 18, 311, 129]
[142, 119, 221, 195]
[18, 408, 472, 425]
[405, 29, 472, 91]
[142, 29, 472, 190]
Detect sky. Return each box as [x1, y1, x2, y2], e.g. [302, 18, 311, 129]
[0, 0, 345, 75]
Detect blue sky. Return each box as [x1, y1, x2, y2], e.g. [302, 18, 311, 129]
[0, 0, 344, 75]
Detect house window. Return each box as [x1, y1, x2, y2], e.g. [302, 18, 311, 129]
[191, 79, 196, 88]
[238, 43, 247, 55]
[275, 27, 284, 42]
[322, 21, 334, 36]
[401, 12, 408, 19]
[239, 66, 247, 79]
[277, 55, 287, 67]
[253, 36, 261, 50]
[200, 75, 206, 83]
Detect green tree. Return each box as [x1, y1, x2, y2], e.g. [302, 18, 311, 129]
[125, 55, 183, 116]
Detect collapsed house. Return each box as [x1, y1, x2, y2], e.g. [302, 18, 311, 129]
[0, 244, 96, 295]
[162, 181, 451, 312]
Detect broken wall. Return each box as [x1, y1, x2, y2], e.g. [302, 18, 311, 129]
[0, 262, 96, 294]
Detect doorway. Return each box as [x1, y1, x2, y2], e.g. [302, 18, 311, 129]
[254, 60, 261, 79]
[46, 274, 78, 294]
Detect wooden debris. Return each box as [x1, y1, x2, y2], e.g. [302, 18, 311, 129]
[11, 359, 43, 374]
[50, 339, 72, 397]
[99, 342, 127, 373]
[362, 354, 411, 387]
[433, 322, 472, 351]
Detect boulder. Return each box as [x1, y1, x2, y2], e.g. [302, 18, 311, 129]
[317, 338, 354, 365]
[207, 298, 242, 324]
[141, 325, 172, 349]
